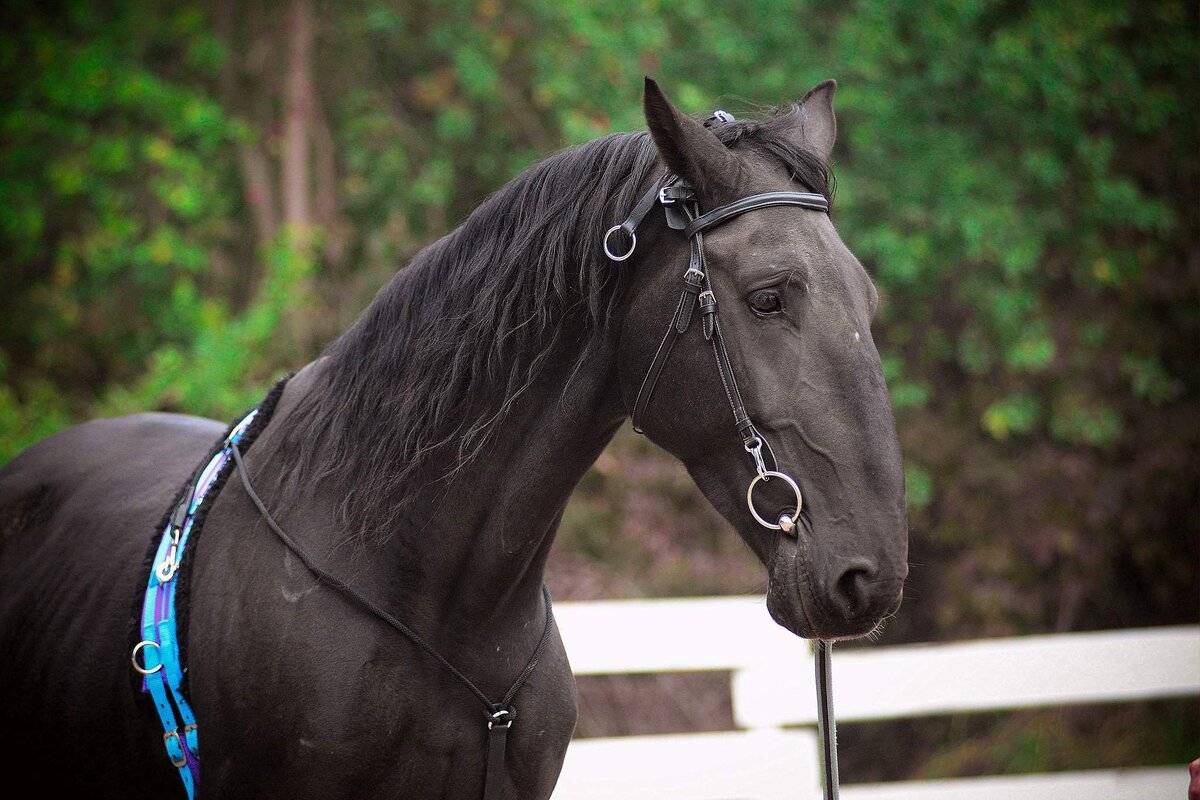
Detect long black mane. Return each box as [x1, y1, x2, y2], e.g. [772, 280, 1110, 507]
[284, 104, 833, 542]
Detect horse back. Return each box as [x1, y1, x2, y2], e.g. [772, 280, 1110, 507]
[0, 412, 223, 794]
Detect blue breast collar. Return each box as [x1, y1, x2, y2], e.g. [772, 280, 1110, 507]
[131, 395, 274, 797]
[133, 408, 257, 795]
[126, 372, 552, 800]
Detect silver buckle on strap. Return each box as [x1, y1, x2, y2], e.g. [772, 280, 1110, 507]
[163, 730, 188, 768]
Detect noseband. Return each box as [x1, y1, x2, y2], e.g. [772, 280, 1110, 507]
[605, 171, 828, 535]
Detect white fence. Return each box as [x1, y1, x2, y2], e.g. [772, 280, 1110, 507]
[550, 596, 1199, 800]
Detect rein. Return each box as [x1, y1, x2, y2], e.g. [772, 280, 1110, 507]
[603, 127, 841, 800]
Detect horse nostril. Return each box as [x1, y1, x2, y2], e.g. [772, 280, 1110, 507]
[833, 562, 876, 618]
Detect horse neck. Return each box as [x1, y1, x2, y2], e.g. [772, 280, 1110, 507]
[267, 327, 625, 636]
[407, 331, 626, 619]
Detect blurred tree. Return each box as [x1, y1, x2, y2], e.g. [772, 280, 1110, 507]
[0, 3, 236, 434]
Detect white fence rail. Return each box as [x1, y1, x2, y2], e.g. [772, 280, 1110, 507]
[550, 596, 1199, 800]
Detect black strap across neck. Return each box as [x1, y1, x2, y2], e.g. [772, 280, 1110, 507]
[229, 443, 553, 800]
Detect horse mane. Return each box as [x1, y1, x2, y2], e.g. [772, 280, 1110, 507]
[282, 103, 833, 543]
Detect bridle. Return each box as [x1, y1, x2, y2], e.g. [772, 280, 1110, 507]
[604, 173, 827, 536]
[603, 118, 842, 800]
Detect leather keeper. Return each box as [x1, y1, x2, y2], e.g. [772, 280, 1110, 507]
[676, 265, 704, 333]
[700, 291, 718, 339]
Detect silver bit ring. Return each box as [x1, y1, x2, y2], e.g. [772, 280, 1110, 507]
[747, 471, 803, 532]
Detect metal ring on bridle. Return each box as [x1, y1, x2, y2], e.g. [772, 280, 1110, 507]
[746, 471, 803, 531]
[603, 225, 636, 261]
[131, 640, 162, 675]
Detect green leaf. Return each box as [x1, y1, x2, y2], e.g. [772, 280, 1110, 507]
[982, 393, 1041, 440]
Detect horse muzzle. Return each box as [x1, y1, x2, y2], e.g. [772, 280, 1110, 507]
[766, 530, 906, 640]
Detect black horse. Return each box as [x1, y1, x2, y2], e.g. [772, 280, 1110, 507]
[0, 79, 907, 799]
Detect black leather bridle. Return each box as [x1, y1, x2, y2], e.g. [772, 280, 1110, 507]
[605, 174, 827, 535]
[604, 122, 842, 800]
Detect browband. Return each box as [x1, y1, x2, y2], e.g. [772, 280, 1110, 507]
[684, 191, 828, 237]
[603, 178, 829, 262]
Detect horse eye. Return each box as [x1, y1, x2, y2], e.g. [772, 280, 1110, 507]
[749, 290, 783, 315]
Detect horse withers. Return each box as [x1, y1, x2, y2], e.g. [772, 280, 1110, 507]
[0, 79, 907, 798]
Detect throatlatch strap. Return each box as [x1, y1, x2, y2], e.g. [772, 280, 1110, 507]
[631, 285, 691, 432]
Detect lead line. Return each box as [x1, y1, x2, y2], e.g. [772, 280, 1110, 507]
[815, 639, 840, 800]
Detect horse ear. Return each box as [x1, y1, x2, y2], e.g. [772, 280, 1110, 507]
[643, 77, 741, 198]
[788, 79, 838, 162]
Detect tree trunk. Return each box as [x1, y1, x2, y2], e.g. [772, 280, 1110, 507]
[281, 0, 314, 233]
[215, 0, 278, 251]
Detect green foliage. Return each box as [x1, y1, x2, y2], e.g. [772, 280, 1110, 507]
[1, 0, 1194, 623]
[0, 2, 245, 459]
[96, 230, 316, 421]
[1, 0, 1194, 779]
[982, 392, 1041, 441]
[0, 353, 72, 461]
[904, 462, 934, 512]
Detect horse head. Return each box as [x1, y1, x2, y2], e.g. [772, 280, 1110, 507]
[617, 79, 908, 640]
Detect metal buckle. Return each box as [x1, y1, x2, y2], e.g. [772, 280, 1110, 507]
[659, 185, 694, 205]
[743, 437, 768, 478]
[163, 730, 188, 768]
[131, 640, 162, 675]
[156, 525, 183, 582]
